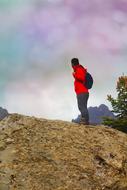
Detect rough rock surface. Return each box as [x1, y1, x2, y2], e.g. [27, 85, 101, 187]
[0, 114, 127, 190]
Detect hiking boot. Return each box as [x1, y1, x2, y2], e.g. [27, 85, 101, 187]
[80, 117, 89, 125]
[72, 115, 81, 124]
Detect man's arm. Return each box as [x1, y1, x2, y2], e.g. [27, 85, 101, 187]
[73, 68, 85, 82]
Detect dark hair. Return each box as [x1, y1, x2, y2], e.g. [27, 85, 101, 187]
[71, 58, 79, 66]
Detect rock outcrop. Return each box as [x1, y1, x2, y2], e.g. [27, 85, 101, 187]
[0, 114, 127, 190]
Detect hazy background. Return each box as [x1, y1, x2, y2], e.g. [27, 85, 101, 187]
[0, 0, 127, 121]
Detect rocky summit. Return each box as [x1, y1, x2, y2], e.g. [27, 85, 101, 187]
[0, 114, 127, 190]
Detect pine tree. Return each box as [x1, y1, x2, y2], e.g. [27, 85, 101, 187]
[108, 76, 127, 118]
[103, 75, 127, 133]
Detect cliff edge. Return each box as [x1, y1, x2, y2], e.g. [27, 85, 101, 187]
[0, 114, 127, 190]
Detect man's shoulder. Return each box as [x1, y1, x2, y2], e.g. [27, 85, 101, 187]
[78, 65, 86, 72]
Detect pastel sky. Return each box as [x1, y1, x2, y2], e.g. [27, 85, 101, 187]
[0, 0, 127, 121]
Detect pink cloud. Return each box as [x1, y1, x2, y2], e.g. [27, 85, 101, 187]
[112, 0, 127, 12]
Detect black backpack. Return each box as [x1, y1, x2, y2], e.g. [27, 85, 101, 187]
[84, 72, 93, 89]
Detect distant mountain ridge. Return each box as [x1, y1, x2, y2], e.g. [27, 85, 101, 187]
[0, 107, 8, 120]
[0, 104, 115, 125]
[89, 104, 115, 124]
[72, 104, 115, 124]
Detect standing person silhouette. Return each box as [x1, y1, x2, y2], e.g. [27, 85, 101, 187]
[71, 58, 89, 125]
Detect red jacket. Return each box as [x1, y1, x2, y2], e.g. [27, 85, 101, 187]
[72, 64, 89, 94]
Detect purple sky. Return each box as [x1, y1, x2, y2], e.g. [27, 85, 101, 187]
[0, 0, 127, 120]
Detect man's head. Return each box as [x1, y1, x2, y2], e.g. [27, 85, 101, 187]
[71, 58, 79, 67]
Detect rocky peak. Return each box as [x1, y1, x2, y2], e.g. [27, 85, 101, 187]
[0, 114, 127, 190]
[98, 104, 109, 111]
[88, 104, 115, 124]
[0, 107, 8, 120]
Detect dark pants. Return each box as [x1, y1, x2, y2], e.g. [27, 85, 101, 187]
[77, 93, 89, 123]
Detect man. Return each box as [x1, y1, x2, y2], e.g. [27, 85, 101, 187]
[71, 58, 89, 125]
